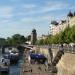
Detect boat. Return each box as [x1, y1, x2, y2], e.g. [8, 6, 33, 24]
[10, 53, 19, 63]
[0, 57, 10, 73]
[3, 47, 20, 63]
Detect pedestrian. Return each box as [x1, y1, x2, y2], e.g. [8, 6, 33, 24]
[38, 66, 41, 70]
[60, 44, 64, 54]
[45, 68, 46, 71]
[31, 69, 32, 72]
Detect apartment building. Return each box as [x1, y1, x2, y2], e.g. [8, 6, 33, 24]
[51, 11, 75, 35]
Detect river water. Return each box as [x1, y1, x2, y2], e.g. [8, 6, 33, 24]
[0, 49, 24, 75]
[9, 59, 23, 75]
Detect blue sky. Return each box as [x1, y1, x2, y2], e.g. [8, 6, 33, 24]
[0, 0, 75, 38]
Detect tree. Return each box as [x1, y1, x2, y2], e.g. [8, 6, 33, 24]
[6, 37, 13, 45]
[6, 34, 27, 45]
[70, 25, 75, 43]
[0, 38, 6, 46]
[36, 39, 45, 45]
[51, 34, 60, 44]
[20, 36, 27, 43]
[33, 25, 75, 45]
[27, 35, 31, 41]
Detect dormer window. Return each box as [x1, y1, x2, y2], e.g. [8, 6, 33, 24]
[61, 20, 66, 24]
[51, 21, 59, 26]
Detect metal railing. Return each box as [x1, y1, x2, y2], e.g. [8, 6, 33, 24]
[36, 45, 75, 54]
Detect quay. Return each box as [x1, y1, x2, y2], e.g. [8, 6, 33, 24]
[20, 46, 57, 75]
[20, 45, 75, 75]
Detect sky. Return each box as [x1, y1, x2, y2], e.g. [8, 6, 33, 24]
[0, 0, 75, 38]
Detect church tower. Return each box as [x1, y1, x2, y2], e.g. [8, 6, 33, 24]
[31, 29, 37, 45]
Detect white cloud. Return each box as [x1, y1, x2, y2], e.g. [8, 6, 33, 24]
[0, 6, 13, 19]
[42, 2, 69, 12]
[38, 2, 69, 13]
[21, 17, 33, 23]
[10, 0, 21, 2]
[69, 6, 75, 10]
[17, 2, 69, 16]
[1, 19, 10, 23]
[20, 14, 52, 24]
[23, 4, 36, 9]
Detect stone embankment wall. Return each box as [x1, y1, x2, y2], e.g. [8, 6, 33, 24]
[35, 46, 59, 63]
[35, 46, 50, 63]
[57, 53, 75, 75]
[35, 46, 75, 75]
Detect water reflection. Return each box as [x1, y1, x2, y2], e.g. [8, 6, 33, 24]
[10, 59, 23, 75]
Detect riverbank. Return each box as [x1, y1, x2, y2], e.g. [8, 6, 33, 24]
[57, 53, 75, 75]
[20, 47, 57, 75]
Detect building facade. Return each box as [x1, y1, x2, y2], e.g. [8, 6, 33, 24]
[50, 11, 75, 35]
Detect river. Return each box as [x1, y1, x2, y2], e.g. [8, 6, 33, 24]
[0, 49, 24, 75]
[9, 59, 23, 75]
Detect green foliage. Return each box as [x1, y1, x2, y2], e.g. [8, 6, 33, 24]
[36, 39, 45, 45]
[0, 38, 6, 46]
[70, 25, 75, 43]
[6, 34, 27, 45]
[36, 24, 75, 45]
[27, 35, 31, 41]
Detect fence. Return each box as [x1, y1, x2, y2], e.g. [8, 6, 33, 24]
[36, 45, 75, 54]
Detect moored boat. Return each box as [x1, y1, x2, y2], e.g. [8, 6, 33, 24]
[0, 57, 10, 73]
[3, 47, 20, 63]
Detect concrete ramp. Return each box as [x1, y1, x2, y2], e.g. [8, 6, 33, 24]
[57, 53, 75, 75]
